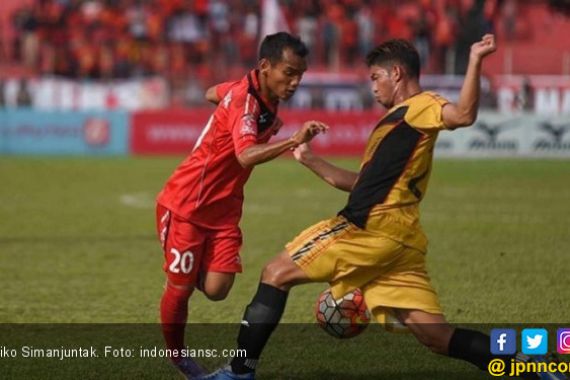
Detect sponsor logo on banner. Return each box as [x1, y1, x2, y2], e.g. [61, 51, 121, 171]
[130, 109, 212, 155]
[83, 118, 110, 147]
[435, 112, 570, 158]
[533, 121, 570, 152]
[0, 110, 128, 155]
[468, 120, 519, 152]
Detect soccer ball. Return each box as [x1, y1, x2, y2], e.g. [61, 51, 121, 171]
[315, 288, 371, 339]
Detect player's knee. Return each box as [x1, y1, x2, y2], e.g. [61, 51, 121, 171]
[165, 280, 194, 298]
[204, 290, 228, 301]
[261, 257, 296, 290]
[200, 273, 235, 301]
[202, 283, 231, 301]
[415, 332, 448, 355]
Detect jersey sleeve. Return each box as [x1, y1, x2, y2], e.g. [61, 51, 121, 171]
[229, 93, 260, 156]
[404, 92, 450, 132]
[216, 80, 240, 100]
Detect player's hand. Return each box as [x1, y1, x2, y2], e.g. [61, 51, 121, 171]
[470, 34, 496, 61]
[292, 142, 313, 163]
[271, 117, 283, 135]
[291, 120, 328, 145]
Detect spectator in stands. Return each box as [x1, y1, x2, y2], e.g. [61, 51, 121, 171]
[516, 77, 534, 111]
[239, 4, 260, 68]
[16, 78, 33, 107]
[0, 20, 5, 63]
[340, 7, 359, 66]
[295, 6, 319, 64]
[12, 5, 39, 68]
[454, 0, 485, 74]
[4, 0, 565, 110]
[501, 0, 518, 40]
[355, 2, 374, 59]
[432, 0, 457, 74]
[0, 81, 6, 108]
[322, 3, 342, 70]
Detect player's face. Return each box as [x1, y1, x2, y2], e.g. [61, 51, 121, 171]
[264, 48, 307, 101]
[369, 65, 397, 109]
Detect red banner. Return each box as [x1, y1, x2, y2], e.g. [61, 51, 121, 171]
[130, 109, 212, 155]
[130, 109, 383, 156]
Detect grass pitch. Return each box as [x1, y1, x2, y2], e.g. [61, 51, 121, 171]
[0, 157, 569, 379]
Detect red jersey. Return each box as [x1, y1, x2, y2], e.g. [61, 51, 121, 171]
[157, 70, 280, 230]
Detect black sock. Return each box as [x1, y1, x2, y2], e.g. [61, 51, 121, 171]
[448, 328, 540, 379]
[230, 282, 288, 374]
[448, 328, 494, 370]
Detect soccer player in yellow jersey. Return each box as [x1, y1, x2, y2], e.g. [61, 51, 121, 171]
[201, 35, 565, 380]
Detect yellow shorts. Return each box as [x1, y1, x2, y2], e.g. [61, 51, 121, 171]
[285, 215, 442, 327]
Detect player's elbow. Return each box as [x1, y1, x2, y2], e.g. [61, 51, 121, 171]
[204, 86, 218, 104]
[236, 153, 254, 168]
[461, 113, 477, 127]
[448, 112, 477, 129]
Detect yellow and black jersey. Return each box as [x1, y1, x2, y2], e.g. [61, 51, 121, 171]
[338, 91, 450, 251]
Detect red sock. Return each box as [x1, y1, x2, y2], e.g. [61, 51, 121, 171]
[160, 282, 193, 363]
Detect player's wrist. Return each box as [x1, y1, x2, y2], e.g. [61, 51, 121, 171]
[300, 151, 316, 166]
[469, 53, 483, 65]
[288, 136, 301, 148]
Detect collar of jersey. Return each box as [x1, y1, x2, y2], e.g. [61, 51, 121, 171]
[248, 69, 279, 112]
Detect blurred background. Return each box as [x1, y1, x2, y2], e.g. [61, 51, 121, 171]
[0, 0, 569, 158]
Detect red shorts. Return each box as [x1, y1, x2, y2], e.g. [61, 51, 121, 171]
[156, 204, 243, 286]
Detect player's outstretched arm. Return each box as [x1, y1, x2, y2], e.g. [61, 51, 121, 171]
[442, 34, 497, 129]
[293, 143, 358, 192]
[236, 120, 328, 168]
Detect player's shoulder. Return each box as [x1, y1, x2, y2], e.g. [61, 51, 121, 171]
[405, 91, 449, 110]
[401, 91, 450, 130]
[402, 91, 449, 118]
[223, 77, 260, 112]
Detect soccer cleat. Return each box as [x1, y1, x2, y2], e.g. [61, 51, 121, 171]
[534, 356, 569, 380]
[174, 357, 207, 379]
[197, 366, 255, 380]
[515, 353, 569, 380]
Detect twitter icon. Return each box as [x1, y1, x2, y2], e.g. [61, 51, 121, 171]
[522, 328, 548, 355]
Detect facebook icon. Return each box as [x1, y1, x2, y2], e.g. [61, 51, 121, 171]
[491, 329, 517, 355]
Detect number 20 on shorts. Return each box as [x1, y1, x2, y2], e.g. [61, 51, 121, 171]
[169, 248, 195, 274]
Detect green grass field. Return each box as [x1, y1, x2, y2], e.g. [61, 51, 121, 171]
[1, 157, 569, 379]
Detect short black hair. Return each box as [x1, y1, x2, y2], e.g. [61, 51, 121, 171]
[366, 39, 420, 79]
[259, 32, 308, 63]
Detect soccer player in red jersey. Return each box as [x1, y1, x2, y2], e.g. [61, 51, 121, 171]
[155, 32, 327, 378]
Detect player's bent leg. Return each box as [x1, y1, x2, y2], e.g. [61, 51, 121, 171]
[201, 272, 235, 301]
[160, 279, 195, 354]
[395, 309, 454, 355]
[397, 308, 506, 374]
[202, 218, 348, 379]
[160, 280, 207, 378]
[220, 250, 311, 377]
[261, 250, 311, 291]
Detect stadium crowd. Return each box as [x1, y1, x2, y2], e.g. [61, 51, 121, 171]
[7, 0, 523, 83]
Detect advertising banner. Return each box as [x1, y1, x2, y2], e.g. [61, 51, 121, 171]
[130, 109, 382, 156]
[436, 112, 570, 158]
[0, 110, 129, 155]
[2, 77, 168, 111]
[130, 109, 213, 155]
[131, 109, 570, 158]
[494, 76, 570, 115]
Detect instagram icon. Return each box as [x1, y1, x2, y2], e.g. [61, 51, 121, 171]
[558, 328, 570, 354]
